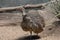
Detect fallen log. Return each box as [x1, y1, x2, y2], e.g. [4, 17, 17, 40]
[0, 4, 46, 13]
[0, 6, 23, 13]
[0, 4, 45, 13]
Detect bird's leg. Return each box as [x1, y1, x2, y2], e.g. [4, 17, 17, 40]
[36, 33, 39, 36]
[30, 30, 32, 39]
[30, 30, 32, 35]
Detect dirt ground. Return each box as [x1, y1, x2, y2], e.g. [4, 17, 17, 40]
[0, 25, 60, 40]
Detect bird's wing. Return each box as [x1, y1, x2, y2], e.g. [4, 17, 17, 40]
[28, 10, 45, 28]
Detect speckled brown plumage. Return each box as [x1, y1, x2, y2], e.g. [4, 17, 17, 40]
[21, 10, 45, 35]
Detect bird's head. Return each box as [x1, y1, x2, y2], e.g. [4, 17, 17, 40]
[17, 6, 26, 16]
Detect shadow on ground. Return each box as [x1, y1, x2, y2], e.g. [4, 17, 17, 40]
[16, 35, 41, 40]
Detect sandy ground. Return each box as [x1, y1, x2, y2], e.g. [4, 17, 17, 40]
[0, 25, 60, 40]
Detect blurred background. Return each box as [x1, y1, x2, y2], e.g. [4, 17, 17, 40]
[0, 0, 50, 7]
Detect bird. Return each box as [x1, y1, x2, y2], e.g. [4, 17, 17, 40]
[21, 8, 45, 35]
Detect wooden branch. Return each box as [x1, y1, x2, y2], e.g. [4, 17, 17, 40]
[0, 6, 23, 13]
[24, 3, 46, 9]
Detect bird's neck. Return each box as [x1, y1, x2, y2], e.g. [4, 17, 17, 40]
[22, 15, 27, 22]
[22, 9, 26, 16]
